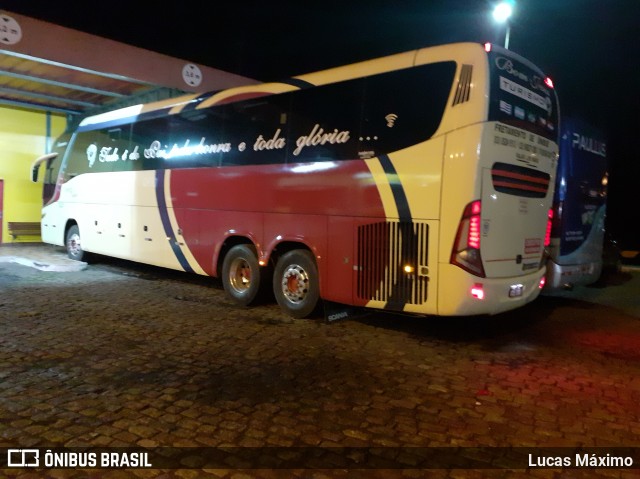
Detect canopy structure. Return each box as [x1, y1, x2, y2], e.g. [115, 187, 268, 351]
[0, 10, 257, 119]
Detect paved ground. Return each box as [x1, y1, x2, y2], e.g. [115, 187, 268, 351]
[0, 243, 639, 479]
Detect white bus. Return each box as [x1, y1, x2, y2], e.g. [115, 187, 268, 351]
[32, 42, 559, 318]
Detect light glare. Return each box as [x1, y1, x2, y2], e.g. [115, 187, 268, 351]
[493, 2, 513, 23]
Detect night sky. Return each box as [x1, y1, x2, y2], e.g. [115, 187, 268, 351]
[4, 0, 640, 248]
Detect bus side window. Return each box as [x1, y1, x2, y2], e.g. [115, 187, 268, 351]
[221, 96, 290, 167]
[287, 79, 363, 163]
[166, 109, 226, 168]
[65, 125, 134, 179]
[360, 61, 457, 156]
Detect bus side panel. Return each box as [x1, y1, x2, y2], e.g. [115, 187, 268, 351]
[168, 162, 384, 217]
[169, 161, 386, 278]
[438, 125, 484, 264]
[355, 139, 446, 314]
[45, 171, 199, 271]
[165, 208, 264, 277]
[387, 138, 446, 222]
[41, 200, 67, 246]
[327, 216, 355, 306]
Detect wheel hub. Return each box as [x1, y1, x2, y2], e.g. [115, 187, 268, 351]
[281, 264, 309, 303]
[229, 257, 251, 293]
[67, 233, 81, 256]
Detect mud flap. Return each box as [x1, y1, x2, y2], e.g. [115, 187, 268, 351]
[323, 301, 369, 323]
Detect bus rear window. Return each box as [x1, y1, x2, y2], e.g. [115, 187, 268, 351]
[488, 51, 558, 141]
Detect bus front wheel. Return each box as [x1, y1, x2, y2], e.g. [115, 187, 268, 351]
[222, 244, 263, 306]
[65, 225, 87, 262]
[273, 249, 320, 318]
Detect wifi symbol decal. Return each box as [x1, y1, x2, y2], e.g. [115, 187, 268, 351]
[385, 113, 398, 127]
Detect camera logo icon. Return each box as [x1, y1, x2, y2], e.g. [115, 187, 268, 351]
[7, 449, 40, 467]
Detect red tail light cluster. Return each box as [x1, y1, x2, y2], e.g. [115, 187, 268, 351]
[544, 208, 554, 247]
[451, 200, 485, 277]
[471, 283, 485, 300]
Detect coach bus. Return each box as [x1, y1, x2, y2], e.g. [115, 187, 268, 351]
[31, 42, 558, 318]
[544, 118, 608, 292]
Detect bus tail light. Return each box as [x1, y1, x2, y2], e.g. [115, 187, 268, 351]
[539, 276, 546, 289]
[451, 200, 486, 277]
[471, 284, 485, 300]
[544, 208, 553, 247]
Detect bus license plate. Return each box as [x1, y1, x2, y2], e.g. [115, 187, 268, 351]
[509, 284, 524, 297]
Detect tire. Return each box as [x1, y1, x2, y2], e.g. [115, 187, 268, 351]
[221, 244, 263, 306]
[65, 225, 88, 262]
[273, 249, 320, 318]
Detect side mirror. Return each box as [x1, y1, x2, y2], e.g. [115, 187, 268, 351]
[30, 152, 58, 183]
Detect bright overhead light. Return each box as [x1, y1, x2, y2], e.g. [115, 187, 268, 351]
[493, 1, 514, 23]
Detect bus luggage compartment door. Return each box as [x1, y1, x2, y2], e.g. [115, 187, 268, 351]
[480, 165, 550, 278]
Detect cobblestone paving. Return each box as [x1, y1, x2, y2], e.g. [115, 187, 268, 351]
[0, 245, 639, 479]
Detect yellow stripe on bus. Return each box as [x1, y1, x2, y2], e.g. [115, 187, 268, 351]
[197, 83, 300, 109]
[364, 157, 399, 220]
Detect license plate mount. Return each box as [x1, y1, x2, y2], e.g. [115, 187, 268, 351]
[509, 284, 524, 297]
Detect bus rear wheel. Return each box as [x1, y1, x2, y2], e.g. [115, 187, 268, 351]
[65, 225, 88, 262]
[273, 249, 320, 318]
[222, 244, 263, 306]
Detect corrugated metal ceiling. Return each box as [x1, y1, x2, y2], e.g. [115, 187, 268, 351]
[0, 49, 174, 116]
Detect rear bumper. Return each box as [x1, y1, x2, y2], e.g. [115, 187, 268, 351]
[437, 264, 546, 316]
[542, 259, 602, 294]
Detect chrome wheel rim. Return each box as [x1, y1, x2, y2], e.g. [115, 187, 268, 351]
[280, 264, 309, 304]
[67, 233, 81, 257]
[229, 257, 252, 294]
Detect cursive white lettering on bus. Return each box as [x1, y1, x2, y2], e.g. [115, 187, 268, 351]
[254, 129, 285, 151]
[121, 145, 140, 161]
[495, 57, 528, 82]
[293, 124, 351, 156]
[144, 140, 163, 158]
[143, 138, 231, 159]
[99, 147, 120, 163]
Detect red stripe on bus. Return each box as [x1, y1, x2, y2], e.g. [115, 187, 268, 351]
[491, 180, 548, 193]
[491, 170, 550, 185]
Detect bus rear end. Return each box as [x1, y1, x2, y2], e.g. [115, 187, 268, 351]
[544, 118, 608, 292]
[439, 44, 559, 315]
